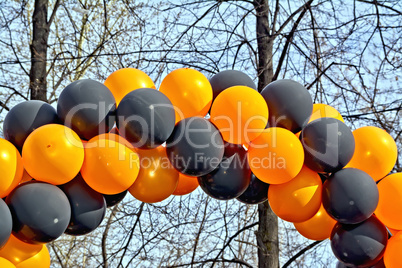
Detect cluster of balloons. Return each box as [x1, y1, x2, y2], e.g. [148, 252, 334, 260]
[0, 67, 400, 267]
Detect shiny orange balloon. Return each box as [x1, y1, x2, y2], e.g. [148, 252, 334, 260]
[375, 173, 402, 230]
[268, 166, 322, 222]
[129, 146, 179, 203]
[0, 257, 15, 268]
[384, 231, 402, 268]
[159, 68, 212, 122]
[248, 127, 304, 184]
[309, 103, 344, 123]
[173, 174, 199, 196]
[0, 235, 42, 265]
[104, 68, 155, 106]
[0, 139, 23, 198]
[294, 204, 336, 240]
[210, 86, 268, 144]
[88, 133, 135, 151]
[81, 135, 140, 194]
[346, 126, 397, 181]
[16, 245, 50, 268]
[22, 124, 84, 185]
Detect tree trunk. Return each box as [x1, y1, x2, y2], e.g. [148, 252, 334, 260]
[254, 0, 274, 91]
[30, 0, 49, 101]
[254, 0, 279, 268]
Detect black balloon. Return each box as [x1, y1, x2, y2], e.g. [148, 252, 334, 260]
[198, 143, 250, 200]
[301, 117, 355, 173]
[0, 198, 12, 249]
[116, 88, 175, 149]
[261, 79, 313, 133]
[3, 100, 59, 151]
[331, 216, 388, 268]
[6, 181, 71, 244]
[322, 168, 379, 224]
[57, 79, 116, 140]
[209, 70, 256, 102]
[166, 117, 224, 176]
[59, 174, 106, 236]
[319, 173, 329, 184]
[336, 258, 386, 268]
[103, 190, 127, 207]
[237, 173, 269, 204]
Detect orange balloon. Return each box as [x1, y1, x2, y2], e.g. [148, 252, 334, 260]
[159, 68, 212, 122]
[268, 166, 322, 222]
[0, 257, 15, 268]
[346, 126, 397, 181]
[0, 139, 23, 198]
[384, 231, 402, 268]
[387, 227, 401, 235]
[16, 244, 49, 268]
[129, 146, 179, 203]
[20, 169, 33, 184]
[104, 68, 155, 106]
[22, 124, 84, 185]
[88, 133, 135, 151]
[375, 173, 402, 230]
[173, 174, 199, 196]
[294, 204, 336, 240]
[210, 86, 268, 144]
[0, 235, 42, 265]
[248, 127, 304, 184]
[81, 135, 140, 194]
[309, 103, 344, 123]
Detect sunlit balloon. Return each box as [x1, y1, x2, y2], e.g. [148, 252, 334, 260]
[16, 245, 50, 268]
[294, 204, 336, 240]
[0, 257, 15, 268]
[0, 138, 23, 197]
[309, 103, 344, 123]
[375, 173, 402, 230]
[346, 126, 397, 181]
[0, 235, 42, 265]
[129, 146, 179, 203]
[268, 166, 322, 222]
[81, 135, 140, 194]
[248, 127, 304, 184]
[159, 68, 212, 122]
[104, 68, 156, 106]
[22, 124, 84, 185]
[173, 174, 199, 196]
[384, 231, 402, 268]
[210, 86, 268, 144]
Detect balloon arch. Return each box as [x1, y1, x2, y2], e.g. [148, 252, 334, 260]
[0, 68, 400, 267]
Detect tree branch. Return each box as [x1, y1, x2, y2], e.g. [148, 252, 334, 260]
[272, 0, 313, 81]
[282, 240, 323, 268]
[48, 0, 61, 26]
[357, 0, 402, 15]
[117, 202, 145, 268]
